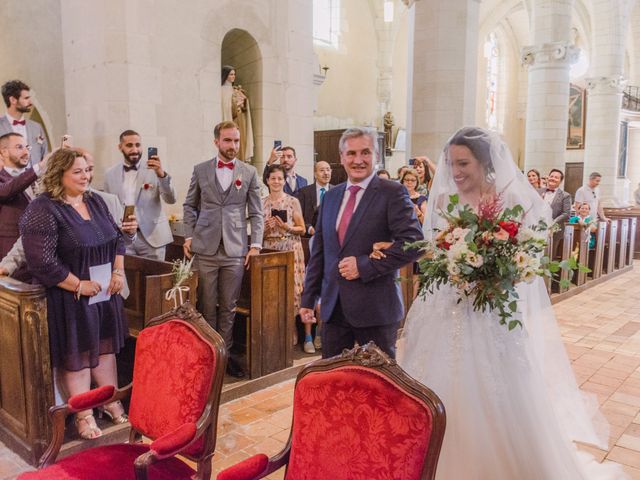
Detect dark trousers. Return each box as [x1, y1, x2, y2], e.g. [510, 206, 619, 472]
[322, 300, 399, 359]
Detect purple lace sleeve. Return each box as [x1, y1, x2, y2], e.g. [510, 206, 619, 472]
[19, 198, 70, 287]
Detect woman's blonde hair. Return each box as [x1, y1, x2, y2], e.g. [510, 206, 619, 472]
[400, 167, 420, 185]
[42, 148, 86, 202]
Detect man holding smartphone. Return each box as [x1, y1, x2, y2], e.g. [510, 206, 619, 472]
[104, 130, 176, 261]
[263, 143, 308, 195]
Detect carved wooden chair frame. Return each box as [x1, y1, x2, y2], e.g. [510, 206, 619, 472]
[36, 302, 227, 480]
[226, 342, 446, 480]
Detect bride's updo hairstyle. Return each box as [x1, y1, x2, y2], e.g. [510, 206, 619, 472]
[422, 126, 553, 243]
[447, 126, 496, 183]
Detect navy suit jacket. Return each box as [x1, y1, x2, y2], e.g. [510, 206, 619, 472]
[301, 175, 423, 327]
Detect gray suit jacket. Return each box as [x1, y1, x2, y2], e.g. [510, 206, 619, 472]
[183, 158, 264, 258]
[0, 116, 49, 166]
[103, 164, 176, 248]
[538, 187, 572, 226]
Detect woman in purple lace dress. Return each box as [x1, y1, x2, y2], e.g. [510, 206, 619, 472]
[20, 149, 128, 440]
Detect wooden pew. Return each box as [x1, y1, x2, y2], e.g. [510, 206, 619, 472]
[591, 221, 608, 279]
[123, 255, 198, 336]
[605, 220, 619, 274]
[0, 277, 52, 465]
[605, 206, 640, 260]
[617, 218, 630, 269]
[236, 250, 295, 379]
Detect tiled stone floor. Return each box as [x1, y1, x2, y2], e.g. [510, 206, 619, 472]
[4, 263, 640, 479]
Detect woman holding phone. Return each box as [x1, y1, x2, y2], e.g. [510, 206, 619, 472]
[262, 165, 311, 350]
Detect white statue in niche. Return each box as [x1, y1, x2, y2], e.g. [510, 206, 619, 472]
[221, 65, 254, 162]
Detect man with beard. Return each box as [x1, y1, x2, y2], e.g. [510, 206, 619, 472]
[104, 130, 176, 261]
[0, 133, 49, 280]
[0, 80, 49, 166]
[263, 145, 308, 195]
[183, 121, 264, 378]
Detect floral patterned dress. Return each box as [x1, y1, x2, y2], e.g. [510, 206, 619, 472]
[262, 194, 305, 311]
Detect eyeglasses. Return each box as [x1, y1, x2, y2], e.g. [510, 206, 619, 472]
[10, 144, 31, 152]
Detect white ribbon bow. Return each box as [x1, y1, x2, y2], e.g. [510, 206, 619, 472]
[165, 285, 190, 309]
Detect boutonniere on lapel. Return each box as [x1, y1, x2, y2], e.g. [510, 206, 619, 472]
[234, 178, 242, 191]
[142, 183, 154, 190]
[36, 135, 45, 145]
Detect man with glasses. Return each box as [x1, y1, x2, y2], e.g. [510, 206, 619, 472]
[0, 133, 48, 278]
[0, 80, 49, 167]
[574, 172, 609, 222]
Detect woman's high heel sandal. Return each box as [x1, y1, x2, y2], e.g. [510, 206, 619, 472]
[75, 413, 102, 439]
[99, 400, 128, 425]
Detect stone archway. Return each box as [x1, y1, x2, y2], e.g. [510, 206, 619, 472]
[221, 29, 263, 164]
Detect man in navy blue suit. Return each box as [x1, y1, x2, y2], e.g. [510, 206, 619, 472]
[299, 127, 423, 358]
[262, 146, 308, 195]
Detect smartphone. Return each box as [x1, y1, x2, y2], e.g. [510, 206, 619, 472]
[408, 158, 416, 166]
[122, 205, 135, 223]
[61, 134, 72, 148]
[271, 208, 288, 223]
[148, 147, 158, 159]
[273, 140, 282, 151]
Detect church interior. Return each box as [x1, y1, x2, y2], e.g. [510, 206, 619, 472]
[2, 0, 640, 478]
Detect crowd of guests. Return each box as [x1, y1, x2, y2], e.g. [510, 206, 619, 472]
[0, 77, 617, 444]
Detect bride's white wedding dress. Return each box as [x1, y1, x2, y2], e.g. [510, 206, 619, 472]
[398, 127, 627, 480]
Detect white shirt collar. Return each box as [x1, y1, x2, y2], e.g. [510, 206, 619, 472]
[346, 171, 376, 191]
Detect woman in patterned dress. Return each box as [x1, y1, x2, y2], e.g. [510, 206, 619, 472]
[262, 164, 311, 351]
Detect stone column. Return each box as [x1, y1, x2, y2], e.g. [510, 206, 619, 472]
[406, 0, 480, 159]
[582, 0, 632, 204]
[522, 0, 576, 176]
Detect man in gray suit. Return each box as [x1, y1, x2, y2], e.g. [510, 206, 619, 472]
[183, 121, 264, 378]
[0, 80, 49, 166]
[538, 168, 572, 257]
[104, 130, 177, 261]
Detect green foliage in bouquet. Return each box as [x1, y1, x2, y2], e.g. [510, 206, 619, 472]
[406, 194, 589, 330]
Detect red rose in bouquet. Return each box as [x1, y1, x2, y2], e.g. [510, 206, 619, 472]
[498, 221, 519, 238]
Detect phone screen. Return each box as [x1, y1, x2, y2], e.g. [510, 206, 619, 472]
[273, 140, 282, 150]
[148, 147, 158, 159]
[122, 205, 135, 223]
[408, 158, 416, 166]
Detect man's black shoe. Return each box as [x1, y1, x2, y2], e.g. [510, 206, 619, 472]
[226, 359, 245, 378]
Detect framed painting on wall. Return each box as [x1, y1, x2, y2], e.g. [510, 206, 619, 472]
[567, 84, 586, 149]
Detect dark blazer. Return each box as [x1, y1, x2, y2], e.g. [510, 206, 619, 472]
[262, 164, 308, 195]
[0, 168, 37, 258]
[538, 187, 572, 225]
[301, 175, 423, 327]
[295, 182, 332, 236]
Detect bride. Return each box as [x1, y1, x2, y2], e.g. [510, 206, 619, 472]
[396, 127, 626, 479]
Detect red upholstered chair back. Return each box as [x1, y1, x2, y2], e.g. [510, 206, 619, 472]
[128, 315, 224, 459]
[284, 344, 445, 480]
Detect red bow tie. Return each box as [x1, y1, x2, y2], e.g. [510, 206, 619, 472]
[12, 119, 25, 126]
[217, 160, 234, 170]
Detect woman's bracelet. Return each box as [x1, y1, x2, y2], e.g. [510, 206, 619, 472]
[74, 279, 82, 301]
[112, 268, 123, 277]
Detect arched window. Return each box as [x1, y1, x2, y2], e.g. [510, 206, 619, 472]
[484, 32, 499, 130]
[313, 0, 340, 48]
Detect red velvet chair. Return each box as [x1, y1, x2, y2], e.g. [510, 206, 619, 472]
[18, 302, 227, 480]
[217, 342, 446, 480]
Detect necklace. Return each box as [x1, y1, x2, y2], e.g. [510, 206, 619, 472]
[64, 196, 83, 208]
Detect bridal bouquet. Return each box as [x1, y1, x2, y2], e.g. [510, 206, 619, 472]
[407, 194, 586, 330]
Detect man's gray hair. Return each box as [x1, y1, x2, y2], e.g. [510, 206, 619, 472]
[589, 172, 602, 180]
[339, 127, 378, 156]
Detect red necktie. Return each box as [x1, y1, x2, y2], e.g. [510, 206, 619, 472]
[12, 119, 25, 126]
[217, 160, 234, 170]
[337, 185, 361, 245]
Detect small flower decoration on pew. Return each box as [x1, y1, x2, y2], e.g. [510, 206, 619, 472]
[405, 194, 589, 331]
[165, 256, 194, 308]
